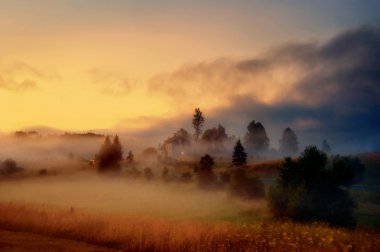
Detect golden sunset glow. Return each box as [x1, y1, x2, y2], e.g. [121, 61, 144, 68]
[1, 1, 379, 134]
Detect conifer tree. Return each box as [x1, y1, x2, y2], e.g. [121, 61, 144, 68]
[232, 139, 247, 167]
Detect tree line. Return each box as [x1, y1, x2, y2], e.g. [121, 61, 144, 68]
[93, 107, 365, 228]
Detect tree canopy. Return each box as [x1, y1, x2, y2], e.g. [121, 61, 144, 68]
[244, 120, 269, 154]
[96, 135, 123, 172]
[192, 108, 205, 141]
[279, 127, 299, 156]
[232, 139, 247, 167]
[268, 146, 365, 228]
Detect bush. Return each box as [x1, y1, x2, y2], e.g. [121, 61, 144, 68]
[0, 159, 23, 176]
[268, 146, 364, 228]
[229, 168, 265, 199]
[180, 172, 192, 183]
[196, 154, 218, 189]
[143, 168, 154, 181]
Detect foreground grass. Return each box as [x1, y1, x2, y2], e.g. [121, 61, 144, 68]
[0, 203, 379, 251]
[0, 229, 115, 252]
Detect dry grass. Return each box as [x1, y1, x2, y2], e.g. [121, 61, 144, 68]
[0, 202, 379, 251]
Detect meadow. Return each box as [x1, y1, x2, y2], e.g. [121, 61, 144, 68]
[0, 139, 380, 251]
[0, 165, 379, 251]
[0, 202, 379, 252]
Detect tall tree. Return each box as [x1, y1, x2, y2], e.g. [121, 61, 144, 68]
[126, 150, 134, 163]
[96, 135, 122, 172]
[244, 120, 269, 154]
[112, 135, 123, 162]
[232, 139, 247, 167]
[279, 127, 299, 156]
[192, 108, 205, 141]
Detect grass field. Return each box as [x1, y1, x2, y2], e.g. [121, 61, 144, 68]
[0, 154, 379, 251]
[0, 202, 379, 252]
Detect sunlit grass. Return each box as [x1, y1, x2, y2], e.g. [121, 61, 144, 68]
[0, 202, 378, 251]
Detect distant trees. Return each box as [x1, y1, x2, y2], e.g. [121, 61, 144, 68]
[268, 146, 365, 228]
[142, 147, 158, 157]
[95, 135, 123, 172]
[161, 128, 191, 157]
[279, 128, 299, 156]
[244, 120, 269, 154]
[0, 159, 23, 176]
[164, 129, 191, 146]
[192, 108, 205, 142]
[202, 124, 228, 142]
[232, 139, 247, 167]
[202, 124, 228, 152]
[126, 151, 134, 163]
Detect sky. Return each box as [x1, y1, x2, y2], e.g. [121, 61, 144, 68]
[1, 0, 380, 151]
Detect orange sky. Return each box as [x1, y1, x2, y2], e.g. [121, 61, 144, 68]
[1, 0, 378, 132]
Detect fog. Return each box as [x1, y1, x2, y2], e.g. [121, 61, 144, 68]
[0, 173, 265, 221]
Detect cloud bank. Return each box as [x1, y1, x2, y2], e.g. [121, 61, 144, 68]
[143, 26, 380, 153]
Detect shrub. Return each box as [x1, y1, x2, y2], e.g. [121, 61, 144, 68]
[196, 154, 217, 189]
[229, 168, 265, 199]
[0, 159, 23, 176]
[143, 167, 154, 181]
[268, 146, 365, 228]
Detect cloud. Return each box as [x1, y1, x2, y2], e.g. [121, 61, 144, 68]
[87, 68, 133, 96]
[144, 26, 380, 153]
[0, 62, 58, 92]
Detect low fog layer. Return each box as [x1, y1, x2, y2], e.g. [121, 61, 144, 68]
[0, 174, 264, 220]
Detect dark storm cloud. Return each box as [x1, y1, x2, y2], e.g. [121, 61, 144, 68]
[143, 26, 380, 153]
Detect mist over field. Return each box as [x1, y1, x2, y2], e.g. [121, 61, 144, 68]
[1, 0, 380, 250]
[0, 174, 265, 221]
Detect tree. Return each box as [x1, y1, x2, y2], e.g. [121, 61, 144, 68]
[0, 159, 23, 176]
[202, 124, 228, 152]
[229, 168, 265, 199]
[196, 154, 217, 189]
[192, 108, 205, 141]
[322, 139, 331, 154]
[200, 154, 215, 172]
[161, 128, 191, 157]
[126, 151, 134, 163]
[202, 124, 228, 142]
[112, 135, 123, 162]
[95, 135, 123, 172]
[232, 139, 247, 167]
[142, 147, 158, 157]
[244, 120, 269, 154]
[279, 128, 299, 156]
[268, 146, 365, 228]
[143, 167, 154, 181]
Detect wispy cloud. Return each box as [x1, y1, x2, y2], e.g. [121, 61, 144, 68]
[0, 62, 49, 91]
[87, 68, 133, 96]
